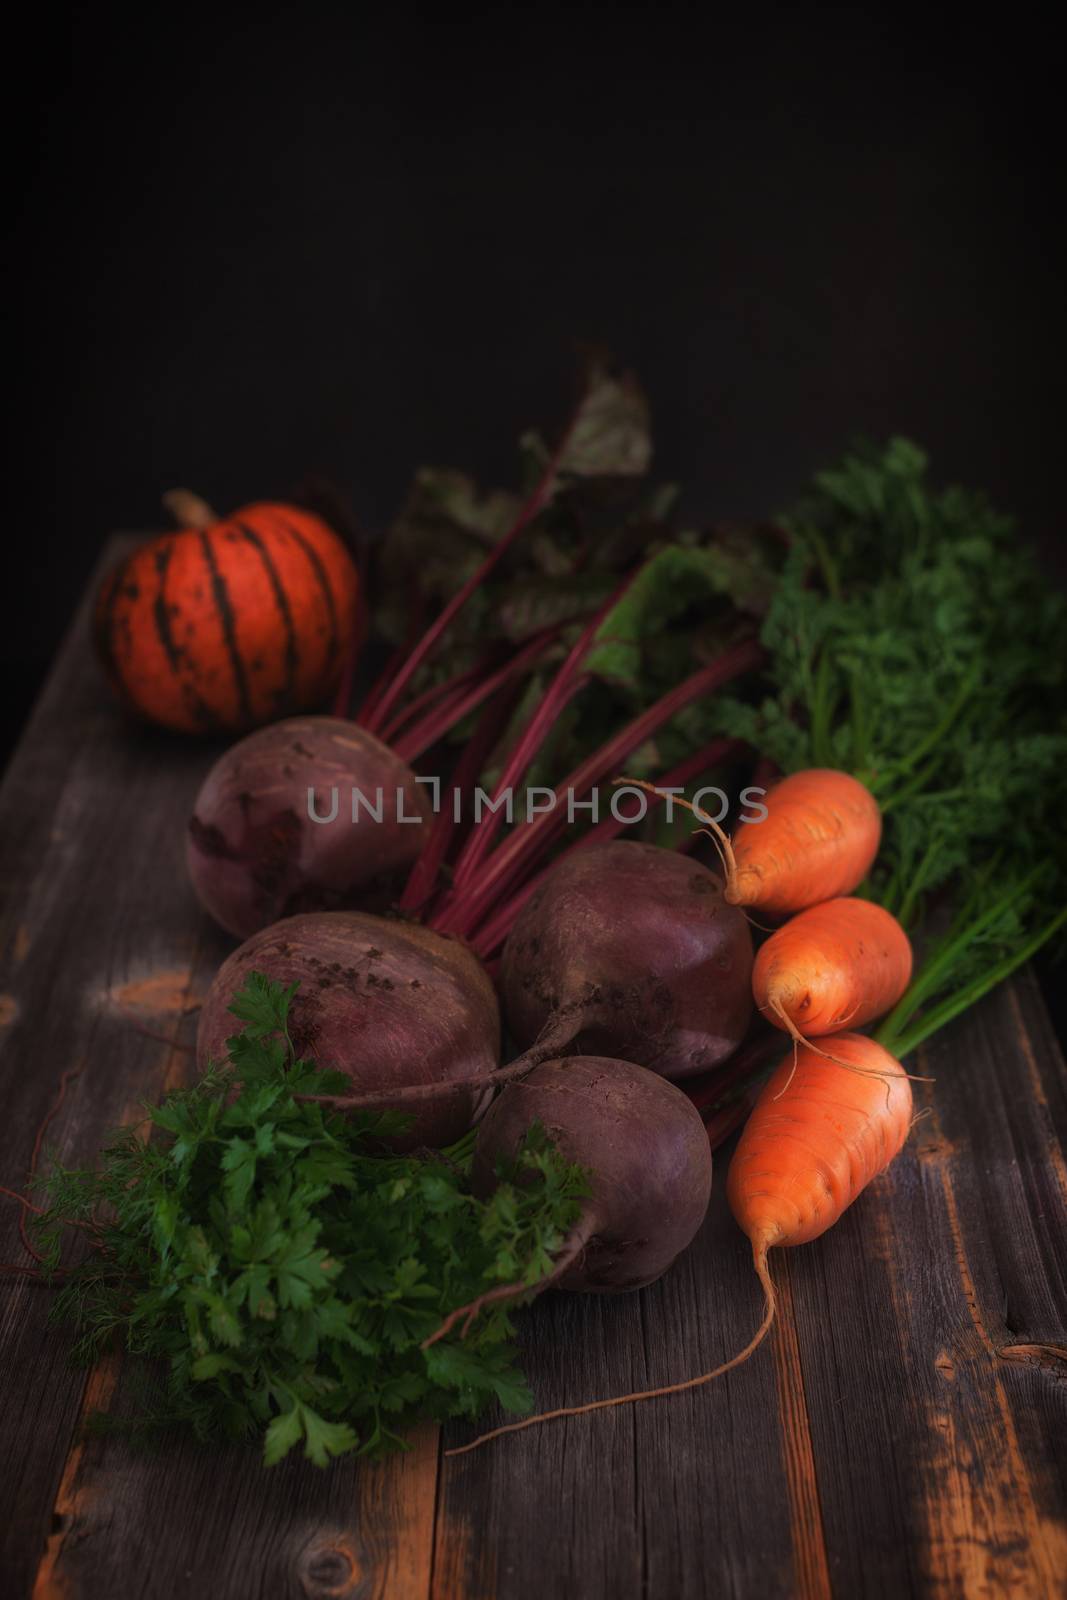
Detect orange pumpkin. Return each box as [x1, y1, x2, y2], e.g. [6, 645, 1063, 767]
[95, 500, 359, 734]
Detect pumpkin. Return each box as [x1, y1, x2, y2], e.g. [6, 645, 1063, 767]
[94, 497, 359, 734]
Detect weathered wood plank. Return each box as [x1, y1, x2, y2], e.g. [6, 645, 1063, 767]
[0, 539, 231, 1597]
[785, 969, 1067, 1599]
[0, 540, 441, 1600]
[433, 972, 1067, 1599]
[26, 936, 443, 1600]
[433, 1195, 800, 1597]
[768, 1260, 833, 1600]
[36, 1405, 440, 1600]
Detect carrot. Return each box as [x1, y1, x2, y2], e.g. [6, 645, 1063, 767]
[717, 1034, 913, 1370]
[624, 767, 881, 915]
[754, 897, 912, 1047]
[727, 1032, 912, 1249]
[445, 1034, 912, 1456]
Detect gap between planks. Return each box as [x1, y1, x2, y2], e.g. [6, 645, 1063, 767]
[770, 1256, 833, 1600]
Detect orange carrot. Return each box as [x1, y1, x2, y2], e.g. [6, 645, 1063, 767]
[728, 769, 881, 911]
[446, 1034, 912, 1455]
[625, 767, 881, 915]
[754, 897, 912, 1047]
[727, 1033, 912, 1252]
[719, 1033, 912, 1367]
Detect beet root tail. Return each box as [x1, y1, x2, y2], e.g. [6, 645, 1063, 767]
[293, 1021, 581, 1117]
[444, 1242, 777, 1457]
[422, 1222, 593, 1349]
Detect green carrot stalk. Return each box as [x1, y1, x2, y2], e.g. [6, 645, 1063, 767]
[717, 438, 1066, 1063]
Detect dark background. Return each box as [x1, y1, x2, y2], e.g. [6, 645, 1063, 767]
[7, 7, 1063, 762]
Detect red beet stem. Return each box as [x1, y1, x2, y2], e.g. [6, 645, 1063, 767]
[442, 576, 639, 896]
[356, 601, 425, 728]
[468, 878, 541, 960]
[704, 1098, 751, 1152]
[360, 413, 580, 738]
[467, 735, 744, 958]
[378, 655, 492, 746]
[683, 1027, 782, 1115]
[398, 683, 525, 915]
[434, 637, 765, 940]
[393, 628, 561, 765]
[689, 1038, 776, 1151]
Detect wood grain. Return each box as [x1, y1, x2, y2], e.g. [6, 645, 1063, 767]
[770, 1258, 832, 1600]
[0, 541, 440, 1600]
[431, 977, 1066, 1599]
[1, 538, 1066, 1598]
[784, 971, 1067, 1599]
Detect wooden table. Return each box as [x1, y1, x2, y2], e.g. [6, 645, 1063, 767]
[2, 543, 1065, 1600]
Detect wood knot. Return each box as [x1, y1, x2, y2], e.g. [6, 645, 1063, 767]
[1000, 1342, 1067, 1382]
[933, 1350, 956, 1381]
[0, 994, 18, 1027]
[298, 1535, 362, 1597]
[915, 1136, 954, 1163]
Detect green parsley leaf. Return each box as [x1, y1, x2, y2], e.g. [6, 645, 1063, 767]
[34, 974, 588, 1467]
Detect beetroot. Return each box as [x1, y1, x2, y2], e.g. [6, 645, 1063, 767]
[473, 1057, 713, 1290]
[196, 911, 497, 1149]
[229, 838, 755, 1138]
[423, 1055, 712, 1345]
[187, 717, 430, 939]
[501, 841, 753, 1080]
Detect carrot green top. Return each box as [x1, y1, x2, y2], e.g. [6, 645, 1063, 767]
[711, 438, 1067, 1058]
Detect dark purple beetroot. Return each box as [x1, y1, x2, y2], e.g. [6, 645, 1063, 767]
[501, 841, 753, 1081]
[187, 716, 431, 939]
[471, 1055, 713, 1293]
[196, 910, 497, 1149]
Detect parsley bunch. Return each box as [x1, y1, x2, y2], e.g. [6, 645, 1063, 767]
[714, 439, 1067, 1057]
[34, 975, 587, 1467]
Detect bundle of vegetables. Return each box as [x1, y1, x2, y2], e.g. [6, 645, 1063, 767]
[190, 830, 759, 1152]
[180, 368, 780, 1156]
[15, 429, 1065, 1467]
[365, 375, 779, 784]
[716, 436, 1067, 1058]
[449, 437, 1067, 1449]
[679, 440, 1067, 1344]
[641, 435, 1067, 1152]
[28, 976, 582, 1462]
[26, 975, 713, 1465]
[185, 365, 777, 941]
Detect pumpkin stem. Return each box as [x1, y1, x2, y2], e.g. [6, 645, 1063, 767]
[162, 489, 218, 529]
